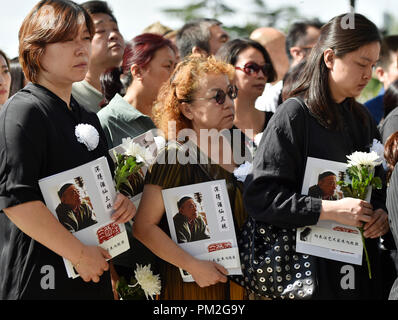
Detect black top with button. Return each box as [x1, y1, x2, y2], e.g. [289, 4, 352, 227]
[0, 83, 114, 299]
[244, 97, 394, 299]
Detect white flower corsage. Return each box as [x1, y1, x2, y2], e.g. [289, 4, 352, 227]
[75, 124, 99, 152]
[233, 161, 253, 182]
[120, 137, 154, 165]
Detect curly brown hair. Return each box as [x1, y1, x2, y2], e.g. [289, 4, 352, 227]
[153, 55, 235, 140]
[384, 131, 398, 183]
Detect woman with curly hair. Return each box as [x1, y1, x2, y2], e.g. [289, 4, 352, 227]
[133, 55, 248, 299]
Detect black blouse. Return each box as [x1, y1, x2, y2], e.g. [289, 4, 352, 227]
[0, 83, 114, 299]
[243, 97, 393, 299]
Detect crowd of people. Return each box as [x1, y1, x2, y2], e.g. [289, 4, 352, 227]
[1, 0, 398, 301]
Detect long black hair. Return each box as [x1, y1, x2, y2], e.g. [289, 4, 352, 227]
[289, 13, 381, 130]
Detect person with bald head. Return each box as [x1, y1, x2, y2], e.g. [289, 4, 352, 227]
[250, 27, 289, 113]
[250, 27, 289, 83]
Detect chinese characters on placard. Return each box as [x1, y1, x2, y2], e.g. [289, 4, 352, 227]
[211, 184, 230, 232]
[93, 164, 113, 211]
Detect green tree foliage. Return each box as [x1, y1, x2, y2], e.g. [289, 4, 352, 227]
[161, 0, 302, 38]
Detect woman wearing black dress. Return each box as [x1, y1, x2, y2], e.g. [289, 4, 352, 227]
[0, 0, 135, 299]
[244, 13, 394, 299]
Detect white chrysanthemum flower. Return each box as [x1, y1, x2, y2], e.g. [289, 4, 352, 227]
[233, 161, 253, 182]
[133, 264, 161, 300]
[347, 151, 383, 168]
[75, 124, 99, 151]
[121, 137, 153, 164]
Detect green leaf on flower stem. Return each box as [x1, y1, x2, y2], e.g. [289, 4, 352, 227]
[114, 154, 144, 194]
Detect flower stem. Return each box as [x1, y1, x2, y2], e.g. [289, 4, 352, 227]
[360, 227, 372, 279]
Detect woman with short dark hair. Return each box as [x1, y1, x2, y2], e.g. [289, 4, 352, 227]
[217, 39, 276, 147]
[244, 13, 394, 299]
[0, 0, 135, 299]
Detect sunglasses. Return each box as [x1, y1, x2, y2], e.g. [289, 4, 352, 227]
[235, 62, 272, 77]
[180, 84, 238, 105]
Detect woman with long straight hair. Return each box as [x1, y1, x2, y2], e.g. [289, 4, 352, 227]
[243, 13, 395, 299]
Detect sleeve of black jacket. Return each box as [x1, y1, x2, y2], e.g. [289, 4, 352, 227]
[243, 99, 322, 229]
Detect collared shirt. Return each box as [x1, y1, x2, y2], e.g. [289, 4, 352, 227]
[97, 93, 156, 148]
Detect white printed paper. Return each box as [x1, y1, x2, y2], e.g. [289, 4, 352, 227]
[296, 157, 364, 265]
[162, 180, 242, 282]
[39, 157, 130, 278]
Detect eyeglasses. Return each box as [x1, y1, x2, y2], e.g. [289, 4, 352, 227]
[235, 62, 272, 77]
[180, 84, 238, 105]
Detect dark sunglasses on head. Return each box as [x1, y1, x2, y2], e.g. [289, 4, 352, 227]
[235, 62, 272, 77]
[180, 84, 238, 105]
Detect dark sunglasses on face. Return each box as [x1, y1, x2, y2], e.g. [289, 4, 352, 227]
[235, 62, 272, 77]
[180, 84, 238, 105]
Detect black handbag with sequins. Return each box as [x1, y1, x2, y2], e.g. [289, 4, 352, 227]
[231, 97, 317, 299]
[231, 216, 317, 299]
